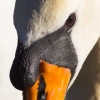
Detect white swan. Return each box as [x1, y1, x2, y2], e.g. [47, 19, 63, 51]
[0, 0, 100, 100]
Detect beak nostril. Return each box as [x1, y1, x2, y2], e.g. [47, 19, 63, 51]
[37, 75, 46, 100]
[41, 93, 47, 100]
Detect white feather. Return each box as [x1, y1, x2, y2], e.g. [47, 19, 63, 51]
[69, 0, 100, 88]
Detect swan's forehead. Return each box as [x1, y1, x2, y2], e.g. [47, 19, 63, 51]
[18, 0, 80, 45]
[31, 0, 80, 27]
[38, 0, 80, 25]
[40, 0, 80, 19]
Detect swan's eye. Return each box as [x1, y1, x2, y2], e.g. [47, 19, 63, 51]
[65, 13, 76, 28]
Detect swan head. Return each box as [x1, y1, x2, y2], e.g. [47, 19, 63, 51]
[10, 0, 100, 99]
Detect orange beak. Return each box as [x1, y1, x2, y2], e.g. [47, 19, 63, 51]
[25, 60, 71, 100]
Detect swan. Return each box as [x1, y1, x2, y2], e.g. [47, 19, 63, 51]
[10, 0, 100, 100]
[0, 0, 100, 100]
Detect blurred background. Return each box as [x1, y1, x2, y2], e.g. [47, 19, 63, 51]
[0, 0, 22, 100]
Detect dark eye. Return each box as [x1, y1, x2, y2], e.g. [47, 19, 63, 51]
[65, 13, 76, 28]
